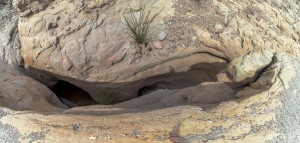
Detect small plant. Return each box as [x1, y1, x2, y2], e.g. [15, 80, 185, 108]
[124, 8, 155, 48]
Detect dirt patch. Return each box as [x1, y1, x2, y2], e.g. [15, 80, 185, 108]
[26, 131, 46, 143]
[0, 123, 21, 143]
[164, 0, 225, 49]
[270, 59, 300, 142]
[0, 109, 10, 118]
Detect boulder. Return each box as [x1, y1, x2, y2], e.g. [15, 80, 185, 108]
[227, 50, 274, 84]
[0, 61, 66, 112]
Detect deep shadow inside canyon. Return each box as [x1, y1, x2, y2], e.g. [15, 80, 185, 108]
[50, 80, 98, 108]
[48, 62, 227, 108]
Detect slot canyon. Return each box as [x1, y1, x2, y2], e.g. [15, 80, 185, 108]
[0, 0, 300, 142]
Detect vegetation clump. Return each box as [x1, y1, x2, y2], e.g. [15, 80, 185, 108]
[124, 8, 155, 48]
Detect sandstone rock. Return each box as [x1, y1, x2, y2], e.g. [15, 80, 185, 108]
[153, 40, 163, 49]
[0, 0, 21, 66]
[16, 0, 300, 104]
[17, 0, 183, 102]
[216, 70, 233, 83]
[186, 82, 235, 104]
[227, 50, 274, 84]
[0, 1, 58, 91]
[0, 61, 66, 112]
[13, 0, 53, 16]
[189, 0, 300, 58]
[0, 51, 299, 142]
[115, 82, 234, 109]
[1, 0, 300, 141]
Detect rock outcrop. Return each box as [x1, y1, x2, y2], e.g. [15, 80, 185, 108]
[0, 51, 299, 142]
[0, 0, 300, 142]
[227, 50, 274, 84]
[0, 0, 21, 66]
[16, 0, 300, 102]
[0, 60, 66, 112]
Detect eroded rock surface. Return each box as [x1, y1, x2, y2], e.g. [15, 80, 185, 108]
[227, 50, 274, 84]
[0, 0, 300, 142]
[0, 0, 21, 66]
[16, 0, 300, 102]
[0, 50, 299, 142]
[0, 60, 66, 112]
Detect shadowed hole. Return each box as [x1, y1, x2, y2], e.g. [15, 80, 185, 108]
[50, 80, 98, 108]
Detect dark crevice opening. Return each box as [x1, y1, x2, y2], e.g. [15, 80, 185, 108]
[48, 62, 228, 107]
[137, 85, 159, 97]
[50, 80, 98, 108]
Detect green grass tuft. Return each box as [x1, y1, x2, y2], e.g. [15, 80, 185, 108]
[124, 8, 155, 46]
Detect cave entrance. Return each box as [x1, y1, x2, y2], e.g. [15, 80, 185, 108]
[50, 80, 98, 108]
[137, 85, 159, 97]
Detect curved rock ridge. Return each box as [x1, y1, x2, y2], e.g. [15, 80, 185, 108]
[0, 51, 299, 142]
[0, 60, 66, 112]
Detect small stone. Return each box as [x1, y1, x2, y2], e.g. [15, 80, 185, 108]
[192, 36, 197, 41]
[186, 12, 194, 17]
[73, 123, 82, 131]
[293, 89, 297, 94]
[215, 23, 224, 32]
[153, 41, 163, 49]
[89, 136, 96, 140]
[157, 31, 167, 41]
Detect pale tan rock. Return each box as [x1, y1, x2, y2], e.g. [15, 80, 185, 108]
[16, 0, 300, 104]
[227, 50, 274, 83]
[216, 70, 233, 83]
[17, 0, 180, 102]
[0, 1, 21, 66]
[0, 61, 66, 112]
[186, 82, 235, 104]
[153, 40, 163, 49]
[215, 23, 224, 32]
[115, 81, 234, 109]
[0, 0, 299, 142]
[0, 51, 299, 143]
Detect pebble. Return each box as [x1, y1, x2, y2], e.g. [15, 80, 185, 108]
[192, 36, 197, 41]
[157, 31, 167, 41]
[73, 123, 82, 131]
[153, 41, 163, 49]
[215, 23, 224, 32]
[89, 136, 96, 140]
